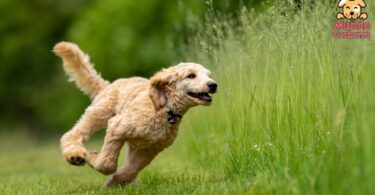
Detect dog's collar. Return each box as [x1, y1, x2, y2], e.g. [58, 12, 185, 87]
[166, 109, 182, 124]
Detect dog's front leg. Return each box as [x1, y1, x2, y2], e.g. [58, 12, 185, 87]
[86, 124, 126, 175]
[60, 96, 115, 166]
[106, 146, 162, 187]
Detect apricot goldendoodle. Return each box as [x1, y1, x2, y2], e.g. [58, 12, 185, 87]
[53, 42, 217, 187]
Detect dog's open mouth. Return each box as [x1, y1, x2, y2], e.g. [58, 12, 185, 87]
[187, 92, 212, 103]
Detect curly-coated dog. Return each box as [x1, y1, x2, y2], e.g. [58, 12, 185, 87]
[53, 42, 217, 187]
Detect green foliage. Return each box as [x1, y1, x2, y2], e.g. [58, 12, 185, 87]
[178, 1, 375, 194]
[0, 0, 91, 131]
[67, 0, 205, 80]
[66, 0, 267, 80]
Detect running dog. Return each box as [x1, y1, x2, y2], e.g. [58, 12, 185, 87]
[53, 42, 217, 186]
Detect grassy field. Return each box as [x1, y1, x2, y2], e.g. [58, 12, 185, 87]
[0, 133, 229, 194]
[1, 1, 375, 194]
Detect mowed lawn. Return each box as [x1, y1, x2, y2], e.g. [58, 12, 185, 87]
[1, 1, 375, 194]
[0, 133, 230, 194]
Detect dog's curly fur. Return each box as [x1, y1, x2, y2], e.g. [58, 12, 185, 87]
[53, 42, 217, 187]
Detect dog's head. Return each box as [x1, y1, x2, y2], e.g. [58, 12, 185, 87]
[338, 0, 366, 20]
[149, 63, 217, 110]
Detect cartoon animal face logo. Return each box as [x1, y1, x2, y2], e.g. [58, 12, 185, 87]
[337, 0, 368, 20]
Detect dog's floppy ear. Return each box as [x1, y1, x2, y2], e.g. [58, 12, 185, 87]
[338, 0, 347, 7]
[149, 70, 174, 110]
[358, 0, 366, 7]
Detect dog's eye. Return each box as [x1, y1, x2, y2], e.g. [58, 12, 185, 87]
[346, 6, 350, 9]
[354, 6, 359, 10]
[187, 74, 196, 79]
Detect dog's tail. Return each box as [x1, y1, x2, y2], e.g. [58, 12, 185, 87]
[53, 42, 109, 99]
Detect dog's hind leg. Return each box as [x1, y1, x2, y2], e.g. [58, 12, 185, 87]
[60, 90, 117, 166]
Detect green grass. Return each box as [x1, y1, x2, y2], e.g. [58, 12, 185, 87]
[1, 1, 375, 194]
[0, 133, 228, 194]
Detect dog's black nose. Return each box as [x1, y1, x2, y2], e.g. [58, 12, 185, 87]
[350, 12, 354, 15]
[208, 82, 217, 92]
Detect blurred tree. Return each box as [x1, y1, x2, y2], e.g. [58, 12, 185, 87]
[0, 0, 92, 131]
[67, 0, 266, 79]
[68, 0, 205, 80]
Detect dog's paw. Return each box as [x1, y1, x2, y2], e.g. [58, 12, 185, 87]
[69, 156, 86, 166]
[94, 162, 117, 175]
[62, 146, 88, 166]
[360, 13, 367, 20]
[337, 13, 345, 19]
